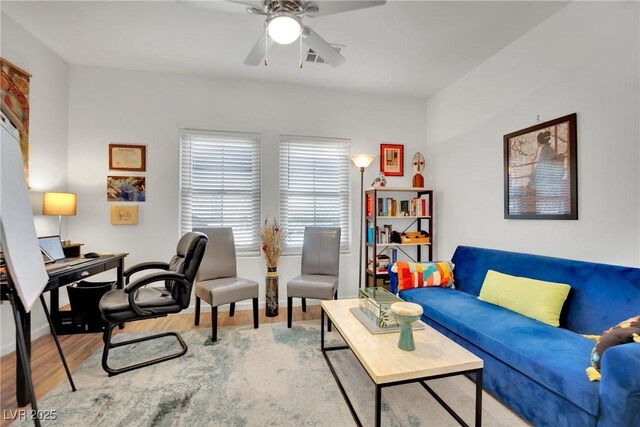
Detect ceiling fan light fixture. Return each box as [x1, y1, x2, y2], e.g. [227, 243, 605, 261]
[267, 13, 302, 45]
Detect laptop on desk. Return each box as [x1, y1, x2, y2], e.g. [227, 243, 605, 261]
[38, 235, 95, 272]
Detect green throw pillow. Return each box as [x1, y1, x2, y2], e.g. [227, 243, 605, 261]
[478, 270, 571, 327]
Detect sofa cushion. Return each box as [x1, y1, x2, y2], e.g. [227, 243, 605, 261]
[390, 261, 455, 293]
[401, 286, 600, 415]
[478, 270, 571, 327]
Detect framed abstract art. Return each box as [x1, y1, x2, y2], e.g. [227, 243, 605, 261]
[380, 143, 404, 176]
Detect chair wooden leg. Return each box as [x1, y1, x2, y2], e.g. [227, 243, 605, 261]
[287, 297, 293, 328]
[301, 298, 306, 312]
[229, 302, 235, 317]
[253, 298, 259, 329]
[194, 296, 201, 325]
[211, 306, 218, 342]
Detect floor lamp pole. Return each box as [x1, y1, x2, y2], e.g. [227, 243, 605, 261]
[358, 166, 365, 289]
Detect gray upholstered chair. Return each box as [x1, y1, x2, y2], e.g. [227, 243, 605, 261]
[193, 227, 259, 341]
[287, 227, 341, 328]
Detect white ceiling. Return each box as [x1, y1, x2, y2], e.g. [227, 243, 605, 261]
[1, 0, 567, 98]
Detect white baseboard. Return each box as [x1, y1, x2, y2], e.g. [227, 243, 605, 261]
[1, 323, 51, 357]
[0, 294, 357, 357]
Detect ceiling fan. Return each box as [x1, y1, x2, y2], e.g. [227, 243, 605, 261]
[180, 1, 386, 67]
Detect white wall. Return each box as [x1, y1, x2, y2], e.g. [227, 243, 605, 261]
[67, 66, 428, 312]
[425, 1, 640, 266]
[0, 13, 70, 355]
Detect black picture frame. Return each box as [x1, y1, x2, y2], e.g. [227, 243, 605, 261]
[503, 113, 577, 219]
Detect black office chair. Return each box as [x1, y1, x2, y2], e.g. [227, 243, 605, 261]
[99, 231, 208, 376]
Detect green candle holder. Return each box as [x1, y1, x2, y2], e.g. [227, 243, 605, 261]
[391, 302, 424, 351]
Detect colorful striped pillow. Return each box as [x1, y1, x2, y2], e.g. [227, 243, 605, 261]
[392, 261, 455, 292]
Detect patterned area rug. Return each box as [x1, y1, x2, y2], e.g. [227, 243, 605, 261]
[14, 322, 528, 426]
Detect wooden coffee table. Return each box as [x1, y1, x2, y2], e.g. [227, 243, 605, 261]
[321, 299, 484, 427]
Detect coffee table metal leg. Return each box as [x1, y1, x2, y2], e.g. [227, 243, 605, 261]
[375, 385, 382, 427]
[475, 369, 483, 426]
[321, 309, 325, 351]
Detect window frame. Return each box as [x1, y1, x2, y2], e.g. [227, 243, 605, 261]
[279, 134, 351, 255]
[179, 129, 262, 256]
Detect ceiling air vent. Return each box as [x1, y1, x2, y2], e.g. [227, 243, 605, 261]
[305, 45, 344, 64]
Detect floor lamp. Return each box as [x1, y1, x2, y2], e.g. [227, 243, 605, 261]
[351, 154, 376, 289]
[43, 192, 77, 244]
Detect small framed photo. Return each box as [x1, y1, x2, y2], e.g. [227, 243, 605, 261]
[380, 143, 404, 176]
[503, 113, 577, 219]
[110, 205, 138, 225]
[109, 144, 146, 172]
[107, 176, 146, 202]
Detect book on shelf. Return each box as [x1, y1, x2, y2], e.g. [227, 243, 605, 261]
[376, 197, 402, 217]
[366, 194, 374, 216]
[409, 195, 429, 217]
[368, 254, 390, 274]
[367, 224, 396, 244]
[375, 196, 428, 217]
[400, 200, 409, 215]
[382, 224, 392, 243]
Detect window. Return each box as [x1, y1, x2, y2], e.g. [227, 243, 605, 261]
[180, 130, 261, 255]
[279, 136, 351, 253]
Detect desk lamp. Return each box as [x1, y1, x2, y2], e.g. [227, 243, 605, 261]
[43, 192, 77, 244]
[351, 154, 376, 289]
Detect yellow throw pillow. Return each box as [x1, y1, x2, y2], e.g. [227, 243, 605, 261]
[478, 270, 571, 327]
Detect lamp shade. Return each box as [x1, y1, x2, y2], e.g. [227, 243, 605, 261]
[43, 192, 77, 216]
[350, 154, 376, 169]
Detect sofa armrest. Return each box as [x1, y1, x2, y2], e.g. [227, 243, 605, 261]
[598, 342, 640, 427]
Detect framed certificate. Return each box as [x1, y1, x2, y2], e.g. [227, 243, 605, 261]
[109, 144, 146, 172]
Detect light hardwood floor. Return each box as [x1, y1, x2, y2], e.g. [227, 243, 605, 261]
[0, 306, 321, 426]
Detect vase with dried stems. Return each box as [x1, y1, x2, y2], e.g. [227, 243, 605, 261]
[260, 216, 288, 317]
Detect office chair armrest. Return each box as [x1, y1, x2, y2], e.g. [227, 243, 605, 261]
[124, 271, 190, 317]
[124, 271, 187, 293]
[123, 262, 171, 284]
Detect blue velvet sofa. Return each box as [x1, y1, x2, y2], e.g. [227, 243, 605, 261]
[389, 246, 640, 427]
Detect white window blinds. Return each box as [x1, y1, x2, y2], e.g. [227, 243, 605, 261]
[279, 136, 351, 253]
[180, 130, 261, 255]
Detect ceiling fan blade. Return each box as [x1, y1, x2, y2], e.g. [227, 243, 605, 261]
[244, 31, 275, 66]
[177, 1, 263, 14]
[302, 26, 345, 67]
[307, 1, 386, 17]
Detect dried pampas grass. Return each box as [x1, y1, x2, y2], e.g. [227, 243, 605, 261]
[260, 216, 289, 269]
